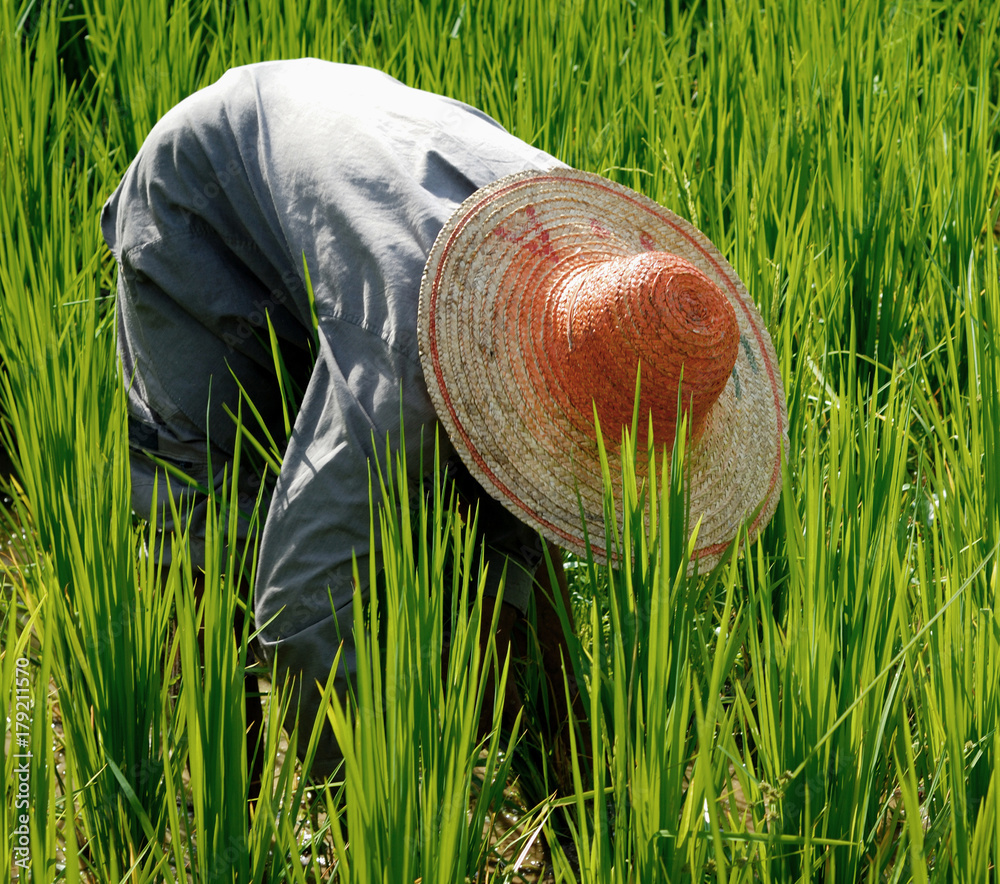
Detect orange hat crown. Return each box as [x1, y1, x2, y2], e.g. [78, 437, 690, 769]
[543, 252, 740, 445]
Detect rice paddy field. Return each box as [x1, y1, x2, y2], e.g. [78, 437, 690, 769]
[2, 0, 1000, 880]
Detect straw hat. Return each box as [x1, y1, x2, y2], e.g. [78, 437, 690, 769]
[418, 168, 787, 567]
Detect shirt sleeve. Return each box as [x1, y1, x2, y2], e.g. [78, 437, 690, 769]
[252, 319, 441, 774]
[443, 453, 543, 611]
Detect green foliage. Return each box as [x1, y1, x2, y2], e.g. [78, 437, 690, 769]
[322, 437, 525, 883]
[2, 0, 1000, 880]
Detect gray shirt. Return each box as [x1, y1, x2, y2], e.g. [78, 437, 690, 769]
[101, 59, 566, 773]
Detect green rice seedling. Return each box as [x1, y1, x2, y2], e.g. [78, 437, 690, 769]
[77, 0, 227, 158]
[167, 460, 258, 879]
[894, 244, 1000, 881]
[321, 433, 529, 883]
[755, 359, 917, 877]
[544, 409, 747, 882]
[1, 1, 176, 876]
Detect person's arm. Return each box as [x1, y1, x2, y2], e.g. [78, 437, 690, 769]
[531, 546, 578, 717]
[532, 548, 590, 789]
[478, 594, 523, 737]
[476, 546, 581, 741]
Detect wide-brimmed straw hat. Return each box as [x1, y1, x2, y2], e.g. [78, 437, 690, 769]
[418, 168, 787, 568]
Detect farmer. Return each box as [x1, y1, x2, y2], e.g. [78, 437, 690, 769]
[101, 59, 787, 783]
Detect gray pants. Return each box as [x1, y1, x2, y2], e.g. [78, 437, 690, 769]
[125, 404, 272, 574]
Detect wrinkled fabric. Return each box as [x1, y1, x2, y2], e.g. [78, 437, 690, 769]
[102, 59, 565, 775]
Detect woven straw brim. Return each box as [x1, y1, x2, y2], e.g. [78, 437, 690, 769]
[418, 169, 787, 567]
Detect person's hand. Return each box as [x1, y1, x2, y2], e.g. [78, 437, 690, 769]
[532, 550, 591, 789]
[478, 595, 523, 739]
